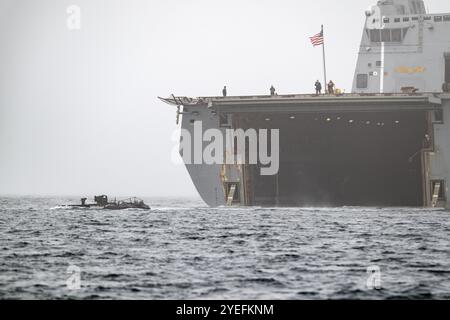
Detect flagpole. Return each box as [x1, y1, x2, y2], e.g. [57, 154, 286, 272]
[322, 25, 328, 93]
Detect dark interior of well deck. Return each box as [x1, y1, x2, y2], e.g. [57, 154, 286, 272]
[240, 111, 428, 207]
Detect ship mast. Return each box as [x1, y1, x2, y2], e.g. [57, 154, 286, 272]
[321, 25, 328, 92]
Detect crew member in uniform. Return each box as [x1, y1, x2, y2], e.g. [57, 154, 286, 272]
[270, 85, 276, 96]
[315, 80, 322, 95]
[327, 80, 335, 94]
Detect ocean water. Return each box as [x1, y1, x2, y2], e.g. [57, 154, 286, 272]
[0, 196, 450, 300]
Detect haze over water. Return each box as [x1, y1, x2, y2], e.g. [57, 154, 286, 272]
[1, 197, 449, 300]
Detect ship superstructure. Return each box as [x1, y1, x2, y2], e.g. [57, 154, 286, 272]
[353, 0, 450, 93]
[161, 0, 450, 208]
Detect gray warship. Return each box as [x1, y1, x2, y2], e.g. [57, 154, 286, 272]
[161, 0, 450, 208]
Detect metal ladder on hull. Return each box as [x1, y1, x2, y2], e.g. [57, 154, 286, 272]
[431, 182, 441, 208]
[226, 184, 237, 206]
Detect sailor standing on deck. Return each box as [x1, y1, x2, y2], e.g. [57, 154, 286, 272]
[315, 80, 322, 95]
[270, 85, 276, 96]
[327, 80, 335, 94]
[222, 86, 227, 97]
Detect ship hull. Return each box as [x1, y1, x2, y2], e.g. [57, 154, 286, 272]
[178, 94, 450, 209]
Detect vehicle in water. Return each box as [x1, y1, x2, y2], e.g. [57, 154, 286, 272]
[66, 195, 150, 210]
[160, 0, 450, 209]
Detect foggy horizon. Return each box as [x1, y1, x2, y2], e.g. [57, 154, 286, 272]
[1, 0, 449, 198]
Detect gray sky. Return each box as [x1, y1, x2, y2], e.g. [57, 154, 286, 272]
[0, 0, 448, 197]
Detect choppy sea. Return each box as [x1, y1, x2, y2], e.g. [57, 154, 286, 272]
[1, 196, 450, 300]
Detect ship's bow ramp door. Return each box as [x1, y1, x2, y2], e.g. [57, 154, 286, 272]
[243, 110, 429, 207]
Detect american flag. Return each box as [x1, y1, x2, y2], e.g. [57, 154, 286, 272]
[309, 30, 324, 47]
